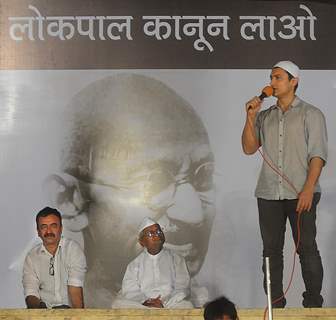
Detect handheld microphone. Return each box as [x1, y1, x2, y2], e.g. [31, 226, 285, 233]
[248, 86, 273, 110]
[259, 86, 273, 100]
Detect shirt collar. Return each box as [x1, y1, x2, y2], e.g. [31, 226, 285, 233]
[275, 96, 301, 111]
[291, 96, 301, 108]
[39, 237, 64, 255]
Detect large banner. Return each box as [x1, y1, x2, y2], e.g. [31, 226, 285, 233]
[0, 0, 335, 308]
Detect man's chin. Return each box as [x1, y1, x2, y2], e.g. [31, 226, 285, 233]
[43, 237, 57, 244]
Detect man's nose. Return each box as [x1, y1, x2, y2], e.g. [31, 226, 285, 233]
[166, 183, 203, 224]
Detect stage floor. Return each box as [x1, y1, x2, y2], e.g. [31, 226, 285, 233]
[1, 308, 336, 320]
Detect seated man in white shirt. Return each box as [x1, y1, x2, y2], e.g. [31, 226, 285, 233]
[22, 207, 87, 308]
[112, 217, 193, 308]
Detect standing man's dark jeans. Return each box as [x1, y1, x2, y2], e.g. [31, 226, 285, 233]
[257, 193, 323, 308]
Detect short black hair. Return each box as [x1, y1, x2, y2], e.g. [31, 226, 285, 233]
[286, 71, 299, 93]
[204, 296, 238, 320]
[36, 207, 62, 228]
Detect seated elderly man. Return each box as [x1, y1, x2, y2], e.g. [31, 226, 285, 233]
[22, 207, 87, 309]
[112, 217, 193, 308]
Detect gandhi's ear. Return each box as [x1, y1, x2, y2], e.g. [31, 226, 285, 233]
[43, 173, 88, 231]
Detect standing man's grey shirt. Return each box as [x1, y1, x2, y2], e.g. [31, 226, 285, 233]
[254, 96, 328, 200]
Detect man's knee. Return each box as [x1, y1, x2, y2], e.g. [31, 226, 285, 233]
[296, 242, 320, 257]
[262, 248, 283, 258]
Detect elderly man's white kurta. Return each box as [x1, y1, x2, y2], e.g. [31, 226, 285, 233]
[113, 247, 193, 308]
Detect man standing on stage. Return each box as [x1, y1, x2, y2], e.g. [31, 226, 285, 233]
[241, 61, 328, 307]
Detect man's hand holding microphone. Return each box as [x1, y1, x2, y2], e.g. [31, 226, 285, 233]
[246, 86, 273, 116]
[242, 86, 273, 155]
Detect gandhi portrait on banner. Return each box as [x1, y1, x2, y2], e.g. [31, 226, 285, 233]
[45, 74, 215, 307]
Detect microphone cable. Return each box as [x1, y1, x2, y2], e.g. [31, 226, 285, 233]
[258, 147, 301, 320]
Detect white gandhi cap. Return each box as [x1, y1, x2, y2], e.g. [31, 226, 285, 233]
[138, 217, 158, 233]
[273, 61, 300, 78]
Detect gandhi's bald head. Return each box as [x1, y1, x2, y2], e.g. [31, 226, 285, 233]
[62, 74, 209, 183]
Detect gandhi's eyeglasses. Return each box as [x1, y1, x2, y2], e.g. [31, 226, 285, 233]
[143, 229, 164, 238]
[77, 161, 214, 204]
[49, 257, 55, 276]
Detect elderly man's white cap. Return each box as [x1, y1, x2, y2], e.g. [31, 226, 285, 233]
[138, 217, 158, 233]
[273, 61, 300, 78]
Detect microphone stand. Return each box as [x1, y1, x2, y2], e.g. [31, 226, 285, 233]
[265, 257, 273, 320]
